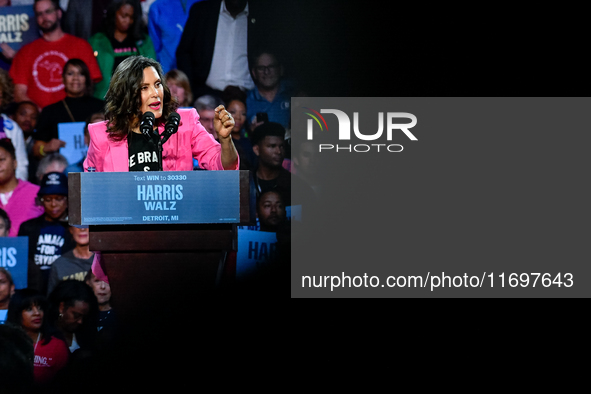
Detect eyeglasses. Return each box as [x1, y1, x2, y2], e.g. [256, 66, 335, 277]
[40, 196, 67, 203]
[35, 8, 56, 18]
[254, 64, 279, 73]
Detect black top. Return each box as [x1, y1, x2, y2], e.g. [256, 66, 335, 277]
[110, 35, 139, 75]
[128, 131, 159, 172]
[34, 96, 105, 142]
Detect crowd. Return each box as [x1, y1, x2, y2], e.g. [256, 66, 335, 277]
[0, 0, 316, 390]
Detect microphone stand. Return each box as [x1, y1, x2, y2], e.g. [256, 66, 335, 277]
[155, 130, 164, 172]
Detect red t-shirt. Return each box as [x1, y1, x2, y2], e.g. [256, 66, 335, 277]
[33, 336, 70, 385]
[9, 34, 102, 109]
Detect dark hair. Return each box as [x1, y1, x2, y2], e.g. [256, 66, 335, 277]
[48, 280, 98, 324]
[0, 138, 16, 160]
[0, 208, 10, 233]
[0, 69, 14, 111]
[6, 289, 56, 345]
[104, 0, 143, 42]
[222, 85, 246, 107]
[249, 47, 282, 69]
[13, 100, 39, 116]
[256, 189, 283, 207]
[250, 122, 286, 146]
[62, 58, 93, 96]
[104, 56, 178, 141]
[34, 0, 60, 10]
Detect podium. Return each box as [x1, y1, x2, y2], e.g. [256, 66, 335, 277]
[68, 170, 255, 324]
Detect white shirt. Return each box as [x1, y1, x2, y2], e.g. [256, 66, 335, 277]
[69, 333, 80, 353]
[205, 1, 254, 91]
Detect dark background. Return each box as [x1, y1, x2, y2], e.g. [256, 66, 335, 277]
[272, 2, 588, 97]
[280, 2, 590, 297]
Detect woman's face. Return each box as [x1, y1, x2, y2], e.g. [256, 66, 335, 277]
[227, 100, 246, 134]
[139, 66, 164, 119]
[21, 303, 43, 332]
[41, 194, 68, 221]
[167, 80, 186, 107]
[115, 4, 134, 34]
[59, 300, 90, 333]
[70, 226, 89, 246]
[0, 147, 17, 186]
[64, 64, 86, 98]
[0, 272, 14, 304]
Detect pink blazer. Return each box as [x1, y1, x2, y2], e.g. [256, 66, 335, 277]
[84, 107, 238, 282]
[84, 108, 234, 172]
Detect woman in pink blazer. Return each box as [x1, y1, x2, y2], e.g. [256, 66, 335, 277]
[84, 56, 239, 281]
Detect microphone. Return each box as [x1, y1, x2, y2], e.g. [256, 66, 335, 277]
[140, 111, 155, 141]
[161, 112, 181, 145]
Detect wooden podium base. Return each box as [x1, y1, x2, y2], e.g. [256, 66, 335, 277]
[102, 251, 225, 324]
[90, 224, 235, 328]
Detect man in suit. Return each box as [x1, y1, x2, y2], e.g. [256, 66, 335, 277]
[176, 0, 272, 98]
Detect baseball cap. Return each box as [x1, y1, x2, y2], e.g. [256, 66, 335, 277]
[38, 172, 68, 196]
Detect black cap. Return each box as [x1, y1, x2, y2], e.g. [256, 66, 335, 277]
[38, 172, 68, 196]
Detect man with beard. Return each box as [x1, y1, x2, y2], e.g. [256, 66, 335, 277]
[256, 190, 286, 232]
[9, 0, 102, 109]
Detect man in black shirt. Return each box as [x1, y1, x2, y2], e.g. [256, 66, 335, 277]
[251, 122, 315, 211]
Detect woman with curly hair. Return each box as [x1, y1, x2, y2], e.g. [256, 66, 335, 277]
[83, 55, 238, 281]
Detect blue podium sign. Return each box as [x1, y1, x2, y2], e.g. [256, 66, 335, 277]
[78, 171, 241, 225]
[0, 236, 29, 289]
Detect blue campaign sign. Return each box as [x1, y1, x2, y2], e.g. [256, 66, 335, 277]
[79, 171, 241, 225]
[0, 236, 29, 290]
[58, 122, 86, 165]
[0, 6, 39, 52]
[236, 229, 278, 279]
